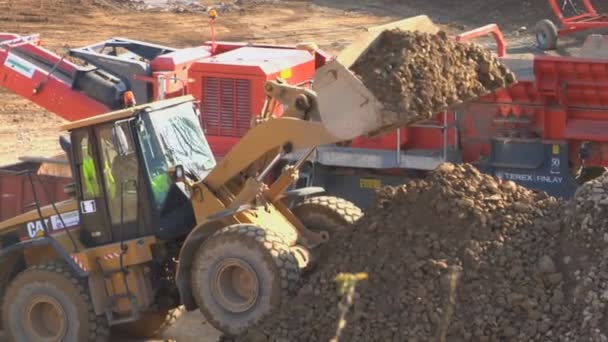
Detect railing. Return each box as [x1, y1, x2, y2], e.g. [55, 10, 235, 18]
[407, 110, 459, 163]
[0, 33, 40, 51]
[455, 24, 507, 57]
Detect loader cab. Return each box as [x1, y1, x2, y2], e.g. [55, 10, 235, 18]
[66, 97, 216, 247]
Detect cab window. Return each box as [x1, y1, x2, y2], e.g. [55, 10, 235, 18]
[96, 123, 139, 225]
[75, 132, 100, 199]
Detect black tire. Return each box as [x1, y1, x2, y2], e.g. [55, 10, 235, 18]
[112, 306, 184, 338]
[291, 196, 362, 236]
[191, 224, 300, 336]
[535, 19, 559, 50]
[291, 196, 362, 269]
[2, 261, 109, 342]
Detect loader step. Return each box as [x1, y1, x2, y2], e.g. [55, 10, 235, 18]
[105, 293, 140, 326]
[102, 267, 128, 278]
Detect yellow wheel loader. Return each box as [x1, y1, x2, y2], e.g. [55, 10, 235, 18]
[0, 16, 490, 340]
[0, 49, 404, 339]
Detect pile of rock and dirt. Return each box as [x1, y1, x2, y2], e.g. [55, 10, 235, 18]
[560, 174, 608, 341]
[235, 163, 576, 342]
[351, 29, 516, 126]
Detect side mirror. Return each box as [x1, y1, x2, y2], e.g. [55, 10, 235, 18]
[111, 121, 134, 156]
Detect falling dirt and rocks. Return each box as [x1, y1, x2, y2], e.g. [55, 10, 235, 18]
[232, 163, 591, 342]
[351, 29, 516, 127]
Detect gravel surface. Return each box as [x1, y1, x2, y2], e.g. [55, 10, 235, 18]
[232, 163, 576, 342]
[560, 175, 608, 342]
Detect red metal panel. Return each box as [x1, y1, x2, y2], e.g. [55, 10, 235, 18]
[203, 76, 220, 134]
[204, 41, 331, 71]
[189, 46, 315, 154]
[0, 41, 110, 121]
[219, 78, 234, 135]
[149, 46, 212, 71]
[0, 174, 20, 222]
[566, 119, 608, 141]
[0, 165, 71, 222]
[235, 79, 252, 135]
[534, 56, 608, 105]
[201, 77, 252, 137]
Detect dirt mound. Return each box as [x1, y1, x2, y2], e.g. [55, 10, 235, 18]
[0, 0, 120, 23]
[233, 163, 573, 342]
[560, 175, 608, 341]
[351, 30, 516, 126]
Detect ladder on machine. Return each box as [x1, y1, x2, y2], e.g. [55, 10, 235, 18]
[96, 254, 141, 325]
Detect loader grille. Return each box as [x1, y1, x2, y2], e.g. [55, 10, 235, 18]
[202, 77, 252, 137]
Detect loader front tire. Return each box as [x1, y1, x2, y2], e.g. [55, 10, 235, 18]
[535, 19, 558, 50]
[292, 196, 362, 266]
[112, 306, 184, 338]
[191, 224, 300, 336]
[2, 261, 109, 342]
[292, 195, 362, 236]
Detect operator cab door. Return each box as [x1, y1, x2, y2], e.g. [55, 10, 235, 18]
[95, 120, 148, 244]
[73, 122, 148, 247]
[72, 128, 114, 247]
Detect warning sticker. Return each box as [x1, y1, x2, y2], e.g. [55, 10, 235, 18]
[4, 53, 36, 79]
[26, 210, 80, 239]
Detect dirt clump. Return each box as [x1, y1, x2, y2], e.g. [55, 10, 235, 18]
[560, 174, 608, 341]
[232, 163, 572, 342]
[351, 30, 516, 126]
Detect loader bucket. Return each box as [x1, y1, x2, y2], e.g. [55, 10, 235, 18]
[312, 15, 441, 140]
[312, 60, 396, 141]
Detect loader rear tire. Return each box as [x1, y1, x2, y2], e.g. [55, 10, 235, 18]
[191, 224, 300, 336]
[292, 196, 362, 267]
[535, 19, 558, 50]
[112, 306, 184, 338]
[2, 261, 109, 342]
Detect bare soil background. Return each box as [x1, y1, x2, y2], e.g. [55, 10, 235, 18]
[1, 0, 603, 165]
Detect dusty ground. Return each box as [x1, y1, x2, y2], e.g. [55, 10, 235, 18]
[0, 0, 602, 165]
[1, 0, 608, 340]
[0, 0, 397, 165]
[0, 310, 221, 341]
